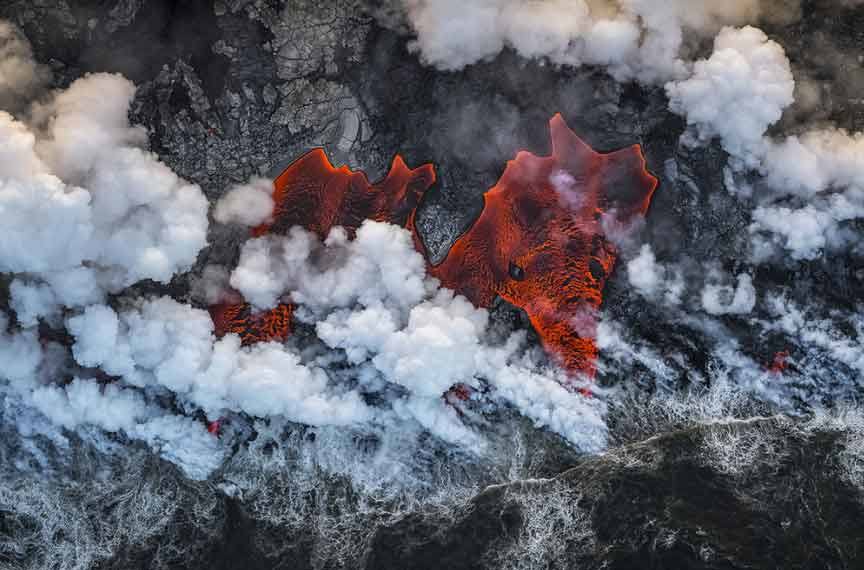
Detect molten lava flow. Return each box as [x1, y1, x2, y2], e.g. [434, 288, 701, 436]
[421, 114, 658, 377]
[769, 350, 790, 374]
[210, 301, 294, 344]
[253, 148, 436, 238]
[206, 419, 222, 436]
[213, 114, 658, 380]
[212, 149, 436, 343]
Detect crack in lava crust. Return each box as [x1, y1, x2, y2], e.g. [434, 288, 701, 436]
[212, 114, 658, 380]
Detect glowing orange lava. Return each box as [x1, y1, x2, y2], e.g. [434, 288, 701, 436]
[769, 350, 790, 374]
[422, 114, 658, 376]
[211, 149, 436, 343]
[206, 419, 222, 436]
[210, 301, 294, 345]
[213, 114, 658, 379]
[253, 148, 435, 238]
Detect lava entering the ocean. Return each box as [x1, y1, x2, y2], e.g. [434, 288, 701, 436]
[213, 114, 658, 380]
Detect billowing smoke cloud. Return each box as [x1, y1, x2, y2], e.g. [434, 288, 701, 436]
[396, 2, 864, 262]
[395, 0, 799, 82]
[41, 219, 606, 466]
[0, 16, 608, 480]
[29, 379, 225, 478]
[0, 59, 605, 481]
[701, 272, 757, 315]
[0, 22, 219, 478]
[0, 310, 224, 479]
[229, 220, 607, 449]
[231, 222, 433, 312]
[0, 72, 209, 320]
[663, 26, 864, 261]
[751, 130, 864, 259]
[213, 177, 275, 227]
[626, 244, 685, 305]
[0, 82, 225, 477]
[665, 26, 794, 163]
[0, 20, 49, 109]
[2, 0, 863, 491]
[67, 298, 372, 425]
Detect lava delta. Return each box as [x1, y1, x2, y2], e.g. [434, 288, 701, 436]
[212, 114, 658, 379]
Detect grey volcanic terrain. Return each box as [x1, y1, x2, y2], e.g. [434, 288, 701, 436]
[1, 1, 863, 569]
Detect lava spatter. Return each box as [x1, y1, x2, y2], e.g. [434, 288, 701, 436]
[420, 114, 658, 376]
[212, 150, 436, 343]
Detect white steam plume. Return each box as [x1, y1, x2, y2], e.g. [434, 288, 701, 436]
[0, 20, 49, 109]
[0, 29, 608, 480]
[626, 244, 685, 306]
[751, 130, 864, 260]
[52, 220, 608, 467]
[0, 310, 223, 480]
[0, 22, 218, 478]
[665, 26, 794, 163]
[213, 176, 275, 227]
[701, 271, 757, 316]
[230, 221, 433, 312]
[230, 220, 608, 450]
[398, 2, 864, 262]
[396, 0, 795, 82]
[665, 26, 864, 261]
[66, 298, 373, 425]
[0, 72, 209, 314]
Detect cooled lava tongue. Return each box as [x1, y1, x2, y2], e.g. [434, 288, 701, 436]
[213, 114, 658, 379]
[422, 114, 658, 376]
